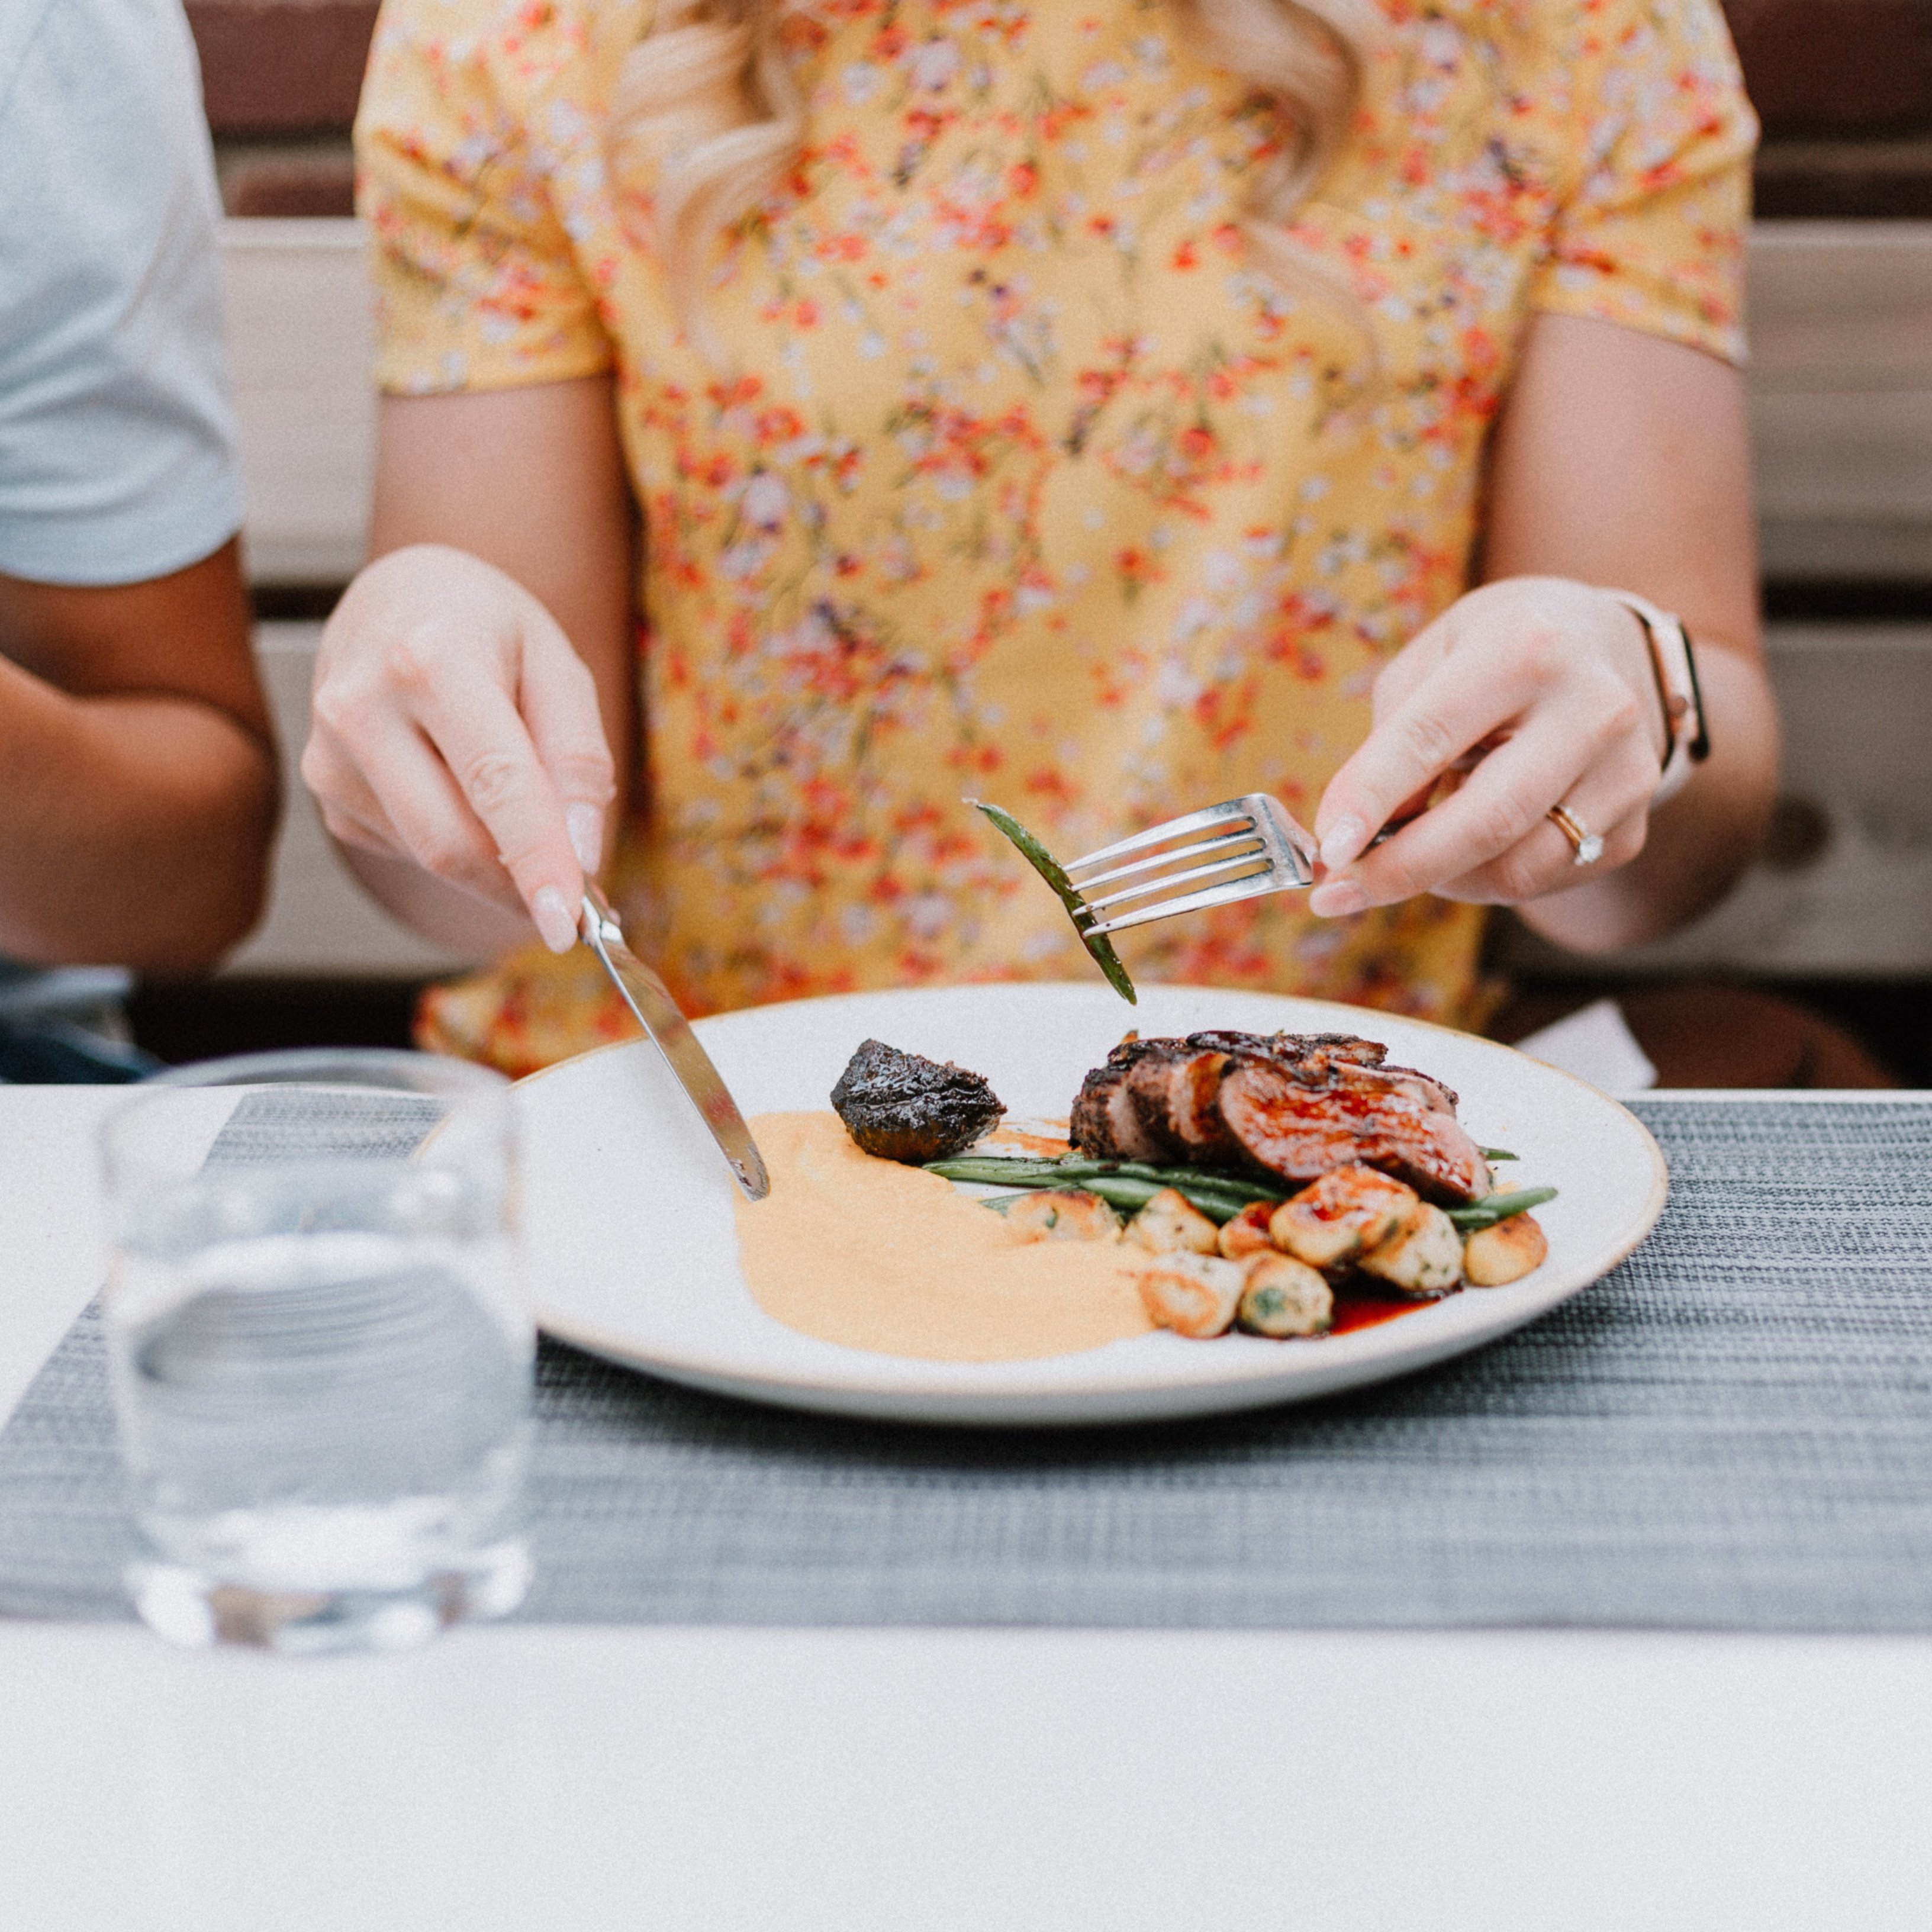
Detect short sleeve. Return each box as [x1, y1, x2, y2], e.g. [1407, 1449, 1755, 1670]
[1530, 0, 1759, 366]
[356, 0, 614, 395]
[0, 0, 243, 587]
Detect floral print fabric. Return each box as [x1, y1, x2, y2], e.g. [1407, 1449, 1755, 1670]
[358, 0, 1755, 1076]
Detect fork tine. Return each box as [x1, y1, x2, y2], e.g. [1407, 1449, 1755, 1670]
[1081, 847, 1274, 916]
[1084, 868, 1285, 936]
[1065, 798, 1258, 874]
[1071, 827, 1266, 895]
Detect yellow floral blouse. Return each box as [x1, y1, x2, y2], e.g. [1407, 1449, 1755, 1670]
[358, 0, 1756, 1076]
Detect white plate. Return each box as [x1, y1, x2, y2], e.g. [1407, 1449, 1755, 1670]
[518, 983, 1667, 1427]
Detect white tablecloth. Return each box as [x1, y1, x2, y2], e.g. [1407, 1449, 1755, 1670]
[3, 1087, 1928, 1931]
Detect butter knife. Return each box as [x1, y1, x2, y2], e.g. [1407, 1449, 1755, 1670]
[579, 884, 770, 1200]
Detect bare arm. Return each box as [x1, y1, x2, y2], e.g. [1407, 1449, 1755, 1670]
[0, 539, 278, 974]
[304, 377, 635, 954]
[1480, 314, 1779, 947]
[1311, 314, 1780, 952]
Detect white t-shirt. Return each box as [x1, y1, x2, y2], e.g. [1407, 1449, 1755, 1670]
[0, 0, 242, 586]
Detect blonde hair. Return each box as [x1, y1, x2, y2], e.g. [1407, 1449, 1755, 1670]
[610, 0, 1371, 342]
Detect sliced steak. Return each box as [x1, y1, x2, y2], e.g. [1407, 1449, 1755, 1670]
[1209, 1031, 1459, 1116]
[1068, 1044, 1167, 1163]
[1196, 1029, 1389, 1071]
[1216, 1057, 1490, 1203]
[1069, 1027, 1489, 1203]
[1122, 1044, 1238, 1164]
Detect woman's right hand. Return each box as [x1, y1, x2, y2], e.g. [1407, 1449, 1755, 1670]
[302, 543, 617, 954]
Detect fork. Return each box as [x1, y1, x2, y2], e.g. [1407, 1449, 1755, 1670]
[1061, 742, 1495, 939]
[1062, 794, 1323, 939]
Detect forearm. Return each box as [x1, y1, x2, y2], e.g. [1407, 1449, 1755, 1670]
[1514, 637, 1780, 953]
[0, 661, 278, 973]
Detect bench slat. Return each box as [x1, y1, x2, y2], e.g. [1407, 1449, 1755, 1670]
[225, 221, 373, 587]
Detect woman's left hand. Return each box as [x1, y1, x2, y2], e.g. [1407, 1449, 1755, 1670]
[1307, 576, 1669, 917]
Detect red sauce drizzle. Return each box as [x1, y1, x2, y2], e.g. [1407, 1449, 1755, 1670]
[1329, 1287, 1454, 1336]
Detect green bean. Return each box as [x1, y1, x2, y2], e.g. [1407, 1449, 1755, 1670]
[932, 1155, 1554, 1231]
[968, 800, 1138, 1004]
[1075, 1160, 1283, 1203]
[958, 1171, 1254, 1225]
[927, 1152, 1282, 1203]
[1446, 1186, 1557, 1231]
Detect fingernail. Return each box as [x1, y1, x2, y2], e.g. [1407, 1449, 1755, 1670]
[533, 886, 578, 954]
[1320, 817, 1366, 870]
[566, 804, 603, 875]
[1309, 880, 1368, 919]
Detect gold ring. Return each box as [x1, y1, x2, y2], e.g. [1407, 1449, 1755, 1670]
[1548, 803, 1603, 867]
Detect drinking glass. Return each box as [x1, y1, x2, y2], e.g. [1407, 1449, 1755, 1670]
[99, 1049, 533, 1653]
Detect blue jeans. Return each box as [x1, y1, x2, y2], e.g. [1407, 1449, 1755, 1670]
[0, 965, 160, 1083]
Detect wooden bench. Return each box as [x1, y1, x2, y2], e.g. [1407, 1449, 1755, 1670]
[217, 217, 1932, 981]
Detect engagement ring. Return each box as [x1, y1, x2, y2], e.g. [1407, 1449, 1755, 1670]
[1548, 804, 1603, 867]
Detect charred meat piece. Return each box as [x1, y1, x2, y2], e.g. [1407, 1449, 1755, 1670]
[1070, 1029, 1492, 1205]
[1068, 1038, 1170, 1163]
[1190, 1029, 1386, 1069]
[830, 1040, 1004, 1164]
[1068, 1036, 1239, 1165]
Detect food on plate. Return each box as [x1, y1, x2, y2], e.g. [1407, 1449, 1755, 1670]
[1237, 1256, 1334, 1338]
[1135, 1254, 1246, 1338]
[1126, 1186, 1221, 1257]
[1070, 1031, 1493, 1205]
[743, 1028, 1555, 1362]
[1355, 1201, 1464, 1295]
[1216, 1200, 1277, 1260]
[968, 800, 1138, 1004]
[920, 1028, 1556, 1344]
[829, 1038, 1004, 1163]
[730, 1113, 1153, 1361]
[1461, 1209, 1550, 1286]
[1269, 1165, 1418, 1274]
[1002, 1189, 1123, 1244]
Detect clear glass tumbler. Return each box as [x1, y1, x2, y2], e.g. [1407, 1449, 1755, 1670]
[99, 1049, 533, 1653]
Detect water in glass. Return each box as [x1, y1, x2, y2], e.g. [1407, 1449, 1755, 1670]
[101, 1055, 533, 1653]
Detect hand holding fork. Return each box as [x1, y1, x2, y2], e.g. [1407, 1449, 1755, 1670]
[1059, 579, 1675, 939]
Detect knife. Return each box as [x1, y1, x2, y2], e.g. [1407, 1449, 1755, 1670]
[578, 884, 770, 1201]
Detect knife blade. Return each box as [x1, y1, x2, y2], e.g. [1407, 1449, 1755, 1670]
[579, 886, 771, 1201]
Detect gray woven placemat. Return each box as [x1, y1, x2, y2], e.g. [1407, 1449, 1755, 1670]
[3, 1094, 1930, 1630]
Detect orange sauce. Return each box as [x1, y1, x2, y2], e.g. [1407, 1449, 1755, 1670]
[979, 1122, 1076, 1157]
[732, 1112, 1155, 1362]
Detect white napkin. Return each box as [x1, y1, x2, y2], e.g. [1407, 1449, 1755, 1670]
[1514, 996, 1659, 1096]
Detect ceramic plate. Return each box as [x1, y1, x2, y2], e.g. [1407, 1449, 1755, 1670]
[517, 983, 1667, 1427]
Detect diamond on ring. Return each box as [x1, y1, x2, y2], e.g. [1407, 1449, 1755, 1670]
[1547, 804, 1603, 867]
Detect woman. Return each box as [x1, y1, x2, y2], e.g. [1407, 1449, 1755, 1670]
[308, 0, 1778, 1074]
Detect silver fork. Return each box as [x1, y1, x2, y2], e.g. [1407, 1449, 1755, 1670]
[1061, 751, 1489, 939]
[1064, 794, 1322, 939]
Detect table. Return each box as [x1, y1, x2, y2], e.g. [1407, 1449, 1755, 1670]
[4, 1086, 1930, 1930]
